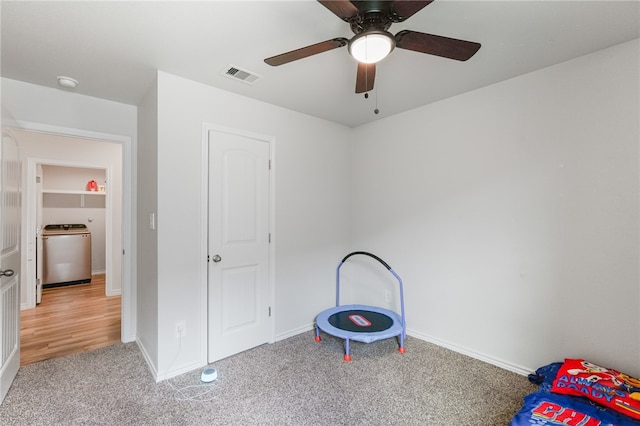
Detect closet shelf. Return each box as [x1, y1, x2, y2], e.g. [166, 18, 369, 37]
[43, 189, 105, 195]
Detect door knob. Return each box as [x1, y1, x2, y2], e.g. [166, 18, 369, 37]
[0, 269, 15, 277]
[212, 255, 222, 263]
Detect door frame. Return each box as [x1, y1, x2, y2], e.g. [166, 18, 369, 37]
[200, 122, 276, 361]
[16, 120, 135, 342]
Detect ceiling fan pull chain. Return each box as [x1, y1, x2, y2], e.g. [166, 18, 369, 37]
[365, 64, 369, 99]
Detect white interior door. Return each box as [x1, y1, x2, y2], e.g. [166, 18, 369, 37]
[0, 128, 21, 403]
[208, 129, 271, 362]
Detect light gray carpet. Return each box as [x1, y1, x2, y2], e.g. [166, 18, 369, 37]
[0, 332, 537, 425]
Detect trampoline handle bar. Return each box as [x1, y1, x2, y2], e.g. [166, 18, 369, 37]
[340, 251, 391, 270]
[336, 253, 406, 340]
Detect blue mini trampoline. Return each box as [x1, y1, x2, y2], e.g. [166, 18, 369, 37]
[315, 251, 406, 361]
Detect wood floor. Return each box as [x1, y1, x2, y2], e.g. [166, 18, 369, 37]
[20, 274, 121, 366]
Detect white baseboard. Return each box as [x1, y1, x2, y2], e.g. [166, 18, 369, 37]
[137, 338, 207, 383]
[136, 339, 158, 381]
[407, 328, 533, 377]
[157, 360, 204, 383]
[275, 323, 315, 342]
[121, 333, 136, 343]
[274, 324, 534, 377]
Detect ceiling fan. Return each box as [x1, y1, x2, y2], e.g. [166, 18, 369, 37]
[264, 0, 481, 94]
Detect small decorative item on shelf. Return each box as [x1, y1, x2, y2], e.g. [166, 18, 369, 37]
[86, 180, 98, 191]
[98, 185, 106, 193]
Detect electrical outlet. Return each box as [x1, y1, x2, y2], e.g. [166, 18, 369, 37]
[175, 321, 186, 338]
[384, 290, 391, 303]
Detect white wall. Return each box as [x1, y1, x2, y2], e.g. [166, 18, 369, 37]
[1, 77, 137, 341]
[351, 39, 640, 377]
[1, 78, 137, 138]
[141, 71, 352, 378]
[136, 76, 159, 373]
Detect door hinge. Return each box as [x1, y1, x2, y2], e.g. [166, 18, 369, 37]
[268, 306, 271, 317]
[268, 233, 271, 243]
[269, 159, 272, 170]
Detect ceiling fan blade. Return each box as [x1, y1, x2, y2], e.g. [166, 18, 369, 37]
[395, 30, 481, 61]
[264, 38, 348, 66]
[389, 1, 434, 22]
[355, 62, 376, 93]
[317, 0, 359, 21]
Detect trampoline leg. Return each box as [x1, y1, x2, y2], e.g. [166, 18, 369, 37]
[344, 339, 352, 362]
[398, 335, 406, 354]
[314, 325, 322, 342]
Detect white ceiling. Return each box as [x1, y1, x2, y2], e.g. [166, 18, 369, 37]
[2, 1, 638, 128]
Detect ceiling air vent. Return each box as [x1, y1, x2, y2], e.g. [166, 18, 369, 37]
[220, 65, 262, 85]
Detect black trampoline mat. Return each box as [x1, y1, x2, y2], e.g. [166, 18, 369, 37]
[328, 309, 393, 333]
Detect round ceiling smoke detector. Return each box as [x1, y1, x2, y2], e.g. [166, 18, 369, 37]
[57, 76, 79, 89]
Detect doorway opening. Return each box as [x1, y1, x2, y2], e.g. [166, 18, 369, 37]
[37, 164, 109, 298]
[16, 126, 131, 364]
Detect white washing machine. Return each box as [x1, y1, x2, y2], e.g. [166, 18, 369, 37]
[41, 224, 92, 289]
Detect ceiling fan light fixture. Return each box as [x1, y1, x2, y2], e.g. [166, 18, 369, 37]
[348, 30, 395, 64]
